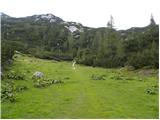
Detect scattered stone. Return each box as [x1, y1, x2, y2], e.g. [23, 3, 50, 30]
[33, 71, 44, 79]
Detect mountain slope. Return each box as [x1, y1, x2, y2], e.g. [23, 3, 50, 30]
[1, 13, 159, 69]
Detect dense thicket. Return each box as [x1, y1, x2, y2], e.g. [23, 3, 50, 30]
[1, 13, 159, 69]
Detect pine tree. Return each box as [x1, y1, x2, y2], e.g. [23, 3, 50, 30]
[107, 15, 114, 29]
[150, 14, 156, 25]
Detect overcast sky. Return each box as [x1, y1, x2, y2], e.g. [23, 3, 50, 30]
[0, 0, 159, 30]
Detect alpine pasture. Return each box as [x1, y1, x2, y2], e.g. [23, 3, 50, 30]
[1, 54, 158, 119]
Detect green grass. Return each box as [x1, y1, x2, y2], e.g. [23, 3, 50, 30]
[1, 54, 159, 118]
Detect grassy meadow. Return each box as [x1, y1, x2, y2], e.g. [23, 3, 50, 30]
[1, 54, 159, 119]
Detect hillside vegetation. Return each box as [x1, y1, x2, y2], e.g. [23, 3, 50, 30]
[1, 54, 159, 118]
[1, 13, 159, 69]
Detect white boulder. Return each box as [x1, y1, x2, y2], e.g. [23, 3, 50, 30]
[33, 71, 44, 78]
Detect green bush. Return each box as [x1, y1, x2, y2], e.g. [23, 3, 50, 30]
[33, 78, 63, 88]
[110, 75, 135, 81]
[1, 82, 16, 102]
[91, 74, 105, 80]
[6, 71, 26, 80]
[146, 85, 159, 95]
[15, 85, 28, 92]
[110, 75, 124, 80]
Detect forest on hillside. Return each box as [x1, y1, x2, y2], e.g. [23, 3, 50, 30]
[1, 13, 159, 69]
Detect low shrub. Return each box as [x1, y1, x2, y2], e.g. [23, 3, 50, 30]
[6, 71, 26, 80]
[15, 85, 28, 92]
[51, 79, 64, 84]
[146, 85, 158, 95]
[34, 81, 47, 88]
[110, 75, 136, 81]
[1, 81, 28, 102]
[26, 70, 31, 73]
[1, 82, 16, 102]
[33, 78, 63, 88]
[91, 74, 105, 80]
[64, 76, 70, 80]
[110, 75, 124, 80]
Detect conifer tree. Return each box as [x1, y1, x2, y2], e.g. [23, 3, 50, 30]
[150, 14, 156, 25]
[107, 15, 114, 29]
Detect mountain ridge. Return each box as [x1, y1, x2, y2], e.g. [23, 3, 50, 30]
[1, 12, 153, 31]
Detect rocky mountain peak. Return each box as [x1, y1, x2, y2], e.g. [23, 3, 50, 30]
[33, 13, 63, 23]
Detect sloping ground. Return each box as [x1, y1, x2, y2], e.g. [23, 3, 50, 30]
[1, 54, 159, 118]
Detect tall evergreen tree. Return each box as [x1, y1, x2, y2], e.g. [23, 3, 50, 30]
[107, 15, 114, 29]
[150, 14, 156, 25]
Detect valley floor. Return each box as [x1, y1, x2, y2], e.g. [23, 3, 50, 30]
[1, 54, 159, 118]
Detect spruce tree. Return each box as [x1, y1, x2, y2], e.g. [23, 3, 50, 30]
[150, 14, 156, 25]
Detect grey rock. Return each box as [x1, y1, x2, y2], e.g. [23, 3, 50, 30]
[33, 71, 44, 78]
